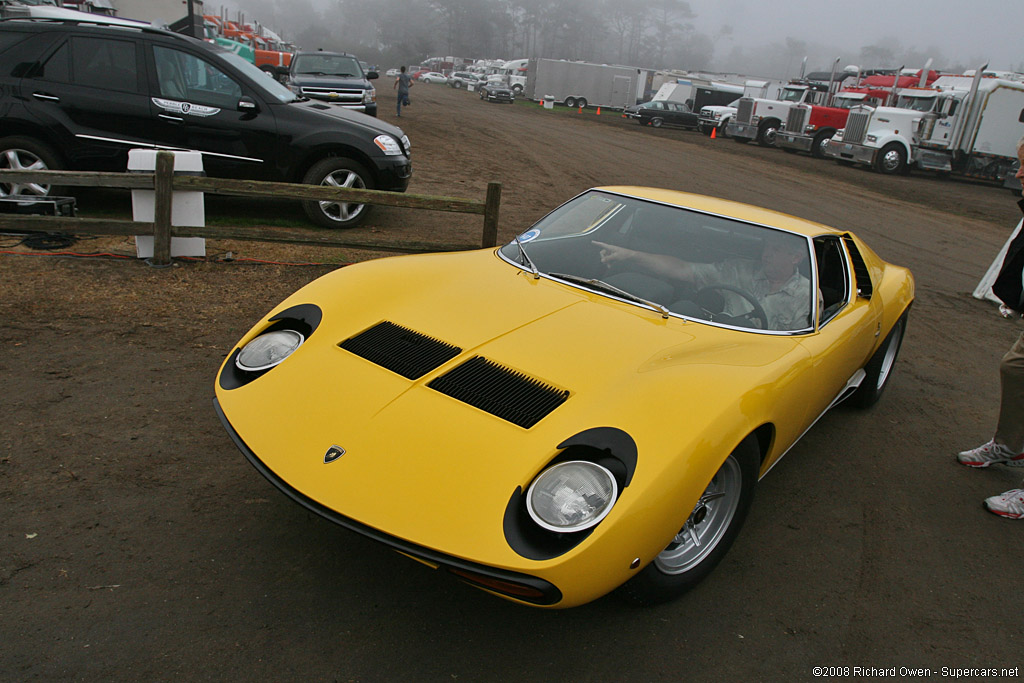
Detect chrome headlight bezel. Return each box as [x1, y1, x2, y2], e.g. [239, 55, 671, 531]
[374, 134, 404, 155]
[526, 460, 619, 533]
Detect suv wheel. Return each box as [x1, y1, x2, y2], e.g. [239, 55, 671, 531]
[0, 137, 64, 198]
[301, 157, 374, 229]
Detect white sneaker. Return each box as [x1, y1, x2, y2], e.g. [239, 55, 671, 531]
[956, 440, 1024, 468]
[984, 489, 1024, 519]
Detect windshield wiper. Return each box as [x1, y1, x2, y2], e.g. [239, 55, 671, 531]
[513, 235, 540, 279]
[549, 272, 672, 318]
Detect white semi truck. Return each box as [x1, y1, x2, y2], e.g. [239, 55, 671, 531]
[825, 68, 1024, 183]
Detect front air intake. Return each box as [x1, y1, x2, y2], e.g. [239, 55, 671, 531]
[428, 357, 569, 429]
[340, 321, 462, 379]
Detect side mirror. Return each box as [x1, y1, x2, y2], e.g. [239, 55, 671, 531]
[367, 71, 379, 80]
[238, 96, 260, 113]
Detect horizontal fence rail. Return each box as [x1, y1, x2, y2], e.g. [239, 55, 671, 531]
[0, 151, 502, 266]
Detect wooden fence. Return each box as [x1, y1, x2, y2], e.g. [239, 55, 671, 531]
[0, 151, 502, 266]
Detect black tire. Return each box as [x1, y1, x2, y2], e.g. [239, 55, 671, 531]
[512, 84, 523, 95]
[301, 157, 374, 229]
[576, 98, 588, 109]
[875, 143, 908, 175]
[624, 436, 759, 605]
[0, 136, 65, 198]
[850, 310, 908, 408]
[811, 130, 834, 159]
[756, 119, 780, 147]
[650, 117, 664, 128]
[564, 96, 576, 108]
[454, 81, 463, 89]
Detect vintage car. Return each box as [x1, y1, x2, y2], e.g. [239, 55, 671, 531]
[623, 100, 700, 129]
[479, 79, 515, 103]
[214, 187, 913, 608]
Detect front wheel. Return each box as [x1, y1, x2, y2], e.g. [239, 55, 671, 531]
[0, 136, 64, 197]
[850, 311, 908, 408]
[756, 120, 779, 147]
[624, 437, 759, 605]
[812, 130, 834, 159]
[301, 158, 374, 229]
[875, 143, 908, 175]
[650, 117, 664, 128]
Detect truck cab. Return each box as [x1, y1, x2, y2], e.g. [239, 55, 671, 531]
[777, 89, 890, 157]
[727, 83, 830, 146]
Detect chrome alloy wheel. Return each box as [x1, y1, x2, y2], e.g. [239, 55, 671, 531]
[874, 318, 904, 391]
[0, 147, 51, 197]
[317, 167, 367, 224]
[654, 455, 742, 575]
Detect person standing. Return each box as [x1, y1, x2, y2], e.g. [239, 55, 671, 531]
[394, 66, 413, 117]
[956, 135, 1024, 519]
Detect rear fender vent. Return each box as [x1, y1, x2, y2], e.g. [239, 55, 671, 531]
[340, 321, 462, 379]
[428, 356, 569, 429]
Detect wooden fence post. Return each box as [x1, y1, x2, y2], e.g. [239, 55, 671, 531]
[481, 182, 501, 248]
[151, 151, 174, 266]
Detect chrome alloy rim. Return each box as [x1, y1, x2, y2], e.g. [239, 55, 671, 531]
[318, 168, 367, 223]
[875, 320, 904, 391]
[880, 148, 902, 173]
[0, 148, 51, 197]
[654, 455, 742, 575]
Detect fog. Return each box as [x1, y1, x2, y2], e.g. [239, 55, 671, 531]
[209, 0, 1023, 78]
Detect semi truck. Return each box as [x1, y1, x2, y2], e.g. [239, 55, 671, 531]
[726, 79, 836, 146]
[825, 68, 1024, 183]
[776, 71, 939, 157]
[525, 58, 653, 110]
[697, 80, 772, 137]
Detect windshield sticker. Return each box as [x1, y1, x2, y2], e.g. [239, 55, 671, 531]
[518, 229, 541, 243]
[152, 98, 220, 118]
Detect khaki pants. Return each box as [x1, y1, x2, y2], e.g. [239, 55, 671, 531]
[995, 331, 1024, 453]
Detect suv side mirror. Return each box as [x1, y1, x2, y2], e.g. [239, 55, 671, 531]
[238, 96, 260, 113]
[367, 71, 379, 80]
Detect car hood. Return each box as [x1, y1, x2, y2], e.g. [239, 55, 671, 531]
[217, 249, 807, 566]
[287, 99, 404, 137]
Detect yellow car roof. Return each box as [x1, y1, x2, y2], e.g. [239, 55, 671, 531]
[595, 186, 843, 239]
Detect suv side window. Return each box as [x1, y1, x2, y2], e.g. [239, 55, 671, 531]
[37, 40, 70, 82]
[153, 45, 241, 107]
[71, 36, 139, 93]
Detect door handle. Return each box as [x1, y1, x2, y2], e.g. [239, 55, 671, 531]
[32, 93, 59, 102]
[158, 113, 185, 124]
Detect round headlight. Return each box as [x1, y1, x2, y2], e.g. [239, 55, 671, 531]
[235, 329, 304, 372]
[526, 461, 618, 533]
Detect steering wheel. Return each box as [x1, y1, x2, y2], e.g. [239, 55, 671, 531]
[695, 284, 769, 329]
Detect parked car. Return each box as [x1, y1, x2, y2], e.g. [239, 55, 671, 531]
[385, 68, 399, 77]
[478, 80, 514, 103]
[418, 71, 446, 84]
[0, 16, 411, 228]
[624, 100, 699, 129]
[447, 71, 480, 89]
[214, 186, 913, 608]
[283, 50, 378, 116]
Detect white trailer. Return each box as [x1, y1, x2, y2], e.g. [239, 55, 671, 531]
[526, 59, 652, 110]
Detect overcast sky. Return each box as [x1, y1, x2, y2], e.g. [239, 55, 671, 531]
[211, 0, 1023, 73]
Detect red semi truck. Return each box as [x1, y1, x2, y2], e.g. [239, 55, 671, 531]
[776, 71, 939, 157]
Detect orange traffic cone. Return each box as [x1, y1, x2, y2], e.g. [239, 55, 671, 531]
[597, 107, 601, 115]
[578, 106, 582, 114]
[710, 127, 717, 139]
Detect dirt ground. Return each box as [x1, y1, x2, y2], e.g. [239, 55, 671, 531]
[3, 84, 1023, 681]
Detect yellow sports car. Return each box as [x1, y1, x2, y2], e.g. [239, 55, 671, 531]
[214, 187, 914, 608]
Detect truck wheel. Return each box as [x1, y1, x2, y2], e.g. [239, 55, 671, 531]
[812, 131, 834, 159]
[875, 143, 908, 175]
[756, 120, 780, 147]
[717, 121, 730, 139]
[564, 96, 576, 108]
[576, 98, 588, 108]
[512, 84, 523, 94]
[0, 136, 65, 198]
[301, 158, 374, 229]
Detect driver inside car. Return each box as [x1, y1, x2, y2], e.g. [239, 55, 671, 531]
[592, 232, 813, 331]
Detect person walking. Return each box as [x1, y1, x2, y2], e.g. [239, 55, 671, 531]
[956, 134, 1024, 519]
[394, 66, 413, 117]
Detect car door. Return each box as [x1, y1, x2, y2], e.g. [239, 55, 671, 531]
[146, 43, 279, 180]
[17, 33, 173, 171]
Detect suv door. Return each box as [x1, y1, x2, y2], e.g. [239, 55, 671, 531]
[17, 33, 170, 170]
[147, 42, 279, 180]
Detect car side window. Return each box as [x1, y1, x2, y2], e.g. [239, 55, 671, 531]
[71, 36, 139, 93]
[814, 235, 851, 325]
[36, 40, 70, 83]
[153, 45, 242, 108]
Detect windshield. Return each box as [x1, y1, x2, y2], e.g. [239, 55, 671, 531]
[499, 191, 815, 333]
[778, 88, 807, 102]
[293, 54, 364, 77]
[897, 95, 936, 112]
[833, 94, 864, 109]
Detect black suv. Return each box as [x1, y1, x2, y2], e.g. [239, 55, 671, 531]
[0, 17, 411, 228]
[283, 51, 378, 117]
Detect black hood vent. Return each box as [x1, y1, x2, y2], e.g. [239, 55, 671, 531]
[428, 357, 569, 429]
[340, 321, 462, 379]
